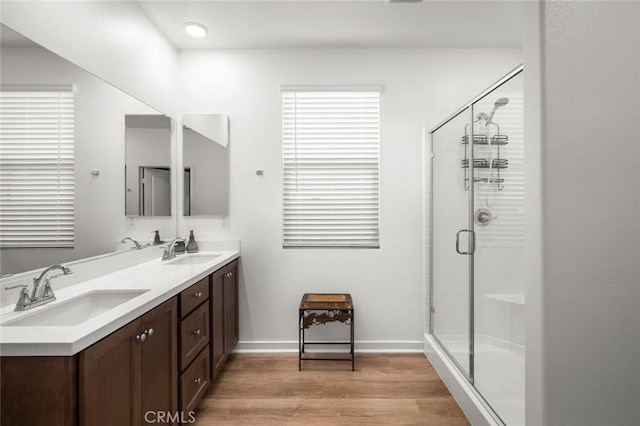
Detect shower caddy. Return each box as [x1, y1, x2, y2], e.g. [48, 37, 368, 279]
[461, 120, 508, 191]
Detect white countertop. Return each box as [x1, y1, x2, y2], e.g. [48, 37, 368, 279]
[0, 250, 239, 356]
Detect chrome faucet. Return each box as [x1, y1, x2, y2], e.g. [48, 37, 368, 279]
[161, 237, 185, 261]
[32, 265, 72, 301]
[4, 264, 72, 311]
[121, 237, 143, 249]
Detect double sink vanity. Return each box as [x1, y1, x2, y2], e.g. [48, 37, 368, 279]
[0, 26, 239, 425]
[0, 245, 240, 426]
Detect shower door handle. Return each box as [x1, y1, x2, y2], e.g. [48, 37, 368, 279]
[455, 230, 475, 255]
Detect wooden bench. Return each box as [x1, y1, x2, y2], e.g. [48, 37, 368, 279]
[298, 293, 354, 371]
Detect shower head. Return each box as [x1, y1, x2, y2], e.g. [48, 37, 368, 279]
[494, 97, 509, 108]
[487, 97, 510, 123]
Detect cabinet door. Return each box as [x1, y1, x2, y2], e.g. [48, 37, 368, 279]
[225, 260, 239, 352]
[80, 318, 142, 426]
[80, 298, 178, 426]
[211, 268, 227, 379]
[1, 356, 78, 426]
[141, 298, 178, 425]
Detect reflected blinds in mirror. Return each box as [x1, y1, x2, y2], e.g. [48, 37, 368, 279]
[0, 86, 74, 247]
[282, 90, 380, 248]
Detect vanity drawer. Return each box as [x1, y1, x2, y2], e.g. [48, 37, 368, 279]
[180, 302, 210, 370]
[180, 345, 210, 413]
[180, 277, 209, 318]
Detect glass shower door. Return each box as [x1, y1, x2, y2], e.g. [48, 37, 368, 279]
[471, 71, 525, 426]
[430, 108, 473, 376]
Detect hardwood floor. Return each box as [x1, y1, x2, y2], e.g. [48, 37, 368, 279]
[193, 353, 469, 425]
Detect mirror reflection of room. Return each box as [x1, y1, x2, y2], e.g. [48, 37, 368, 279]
[182, 114, 229, 216]
[0, 24, 165, 275]
[124, 115, 172, 217]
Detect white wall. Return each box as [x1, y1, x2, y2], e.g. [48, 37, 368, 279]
[0, 1, 178, 118]
[532, 1, 640, 424]
[178, 48, 521, 350]
[0, 47, 161, 274]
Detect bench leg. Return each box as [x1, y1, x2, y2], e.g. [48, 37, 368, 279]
[351, 309, 355, 371]
[299, 311, 302, 371]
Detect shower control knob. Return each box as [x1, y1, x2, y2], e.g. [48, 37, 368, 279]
[475, 208, 492, 226]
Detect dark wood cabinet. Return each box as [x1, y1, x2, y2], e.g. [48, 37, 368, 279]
[79, 298, 177, 426]
[140, 299, 178, 423]
[211, 259, 239, 379]
[178, 278, 211, 414]
[1, 257, 239, 426]
[179, 302, 210, 370]
[225, 260, 239, 352]
[211, 267, 227, 378]
[1, 356, 78, 426]
[179, 276, 209, 317]
[179, 344, 210, 413]
[79, 319, 141, 426]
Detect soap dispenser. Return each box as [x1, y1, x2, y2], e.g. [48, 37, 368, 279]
[186, 230, 199, 253]
[151, 230, 164, 245]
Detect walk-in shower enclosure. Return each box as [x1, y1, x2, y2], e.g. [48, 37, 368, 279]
[426, 66, 524, 425]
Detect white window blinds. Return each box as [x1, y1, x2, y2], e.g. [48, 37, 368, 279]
[282, 90, 380, 248]
[0, 87, 75, 248]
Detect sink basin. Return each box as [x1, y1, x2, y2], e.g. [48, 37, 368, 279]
[3, 289, 149, 327]
[165, 254, 221, 265]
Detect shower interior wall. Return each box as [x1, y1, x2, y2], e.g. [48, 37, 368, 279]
[473, 89, 525, 349]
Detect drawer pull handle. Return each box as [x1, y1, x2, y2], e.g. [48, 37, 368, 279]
[194, 292, 202, 298]
[136, 333, 146, 342]
[147, 328, 154, 337]
[194, 378, 202, 385]
[193, 329, 201, 336]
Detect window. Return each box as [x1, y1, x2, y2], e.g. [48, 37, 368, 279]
[282, 89, 380, 248]
[0, 86, 74, 248]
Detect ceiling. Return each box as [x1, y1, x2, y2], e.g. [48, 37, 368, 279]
[135, 0, 523, 49]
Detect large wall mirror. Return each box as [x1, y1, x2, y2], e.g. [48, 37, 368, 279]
[182, 114, 229, 216]
[0, 24, 174, 275]
[125, 115, 172, 217]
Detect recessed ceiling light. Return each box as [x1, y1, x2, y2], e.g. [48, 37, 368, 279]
[184, 22, 208, 38]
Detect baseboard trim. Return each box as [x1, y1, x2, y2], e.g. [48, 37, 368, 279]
[234, 340, 423, 353]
